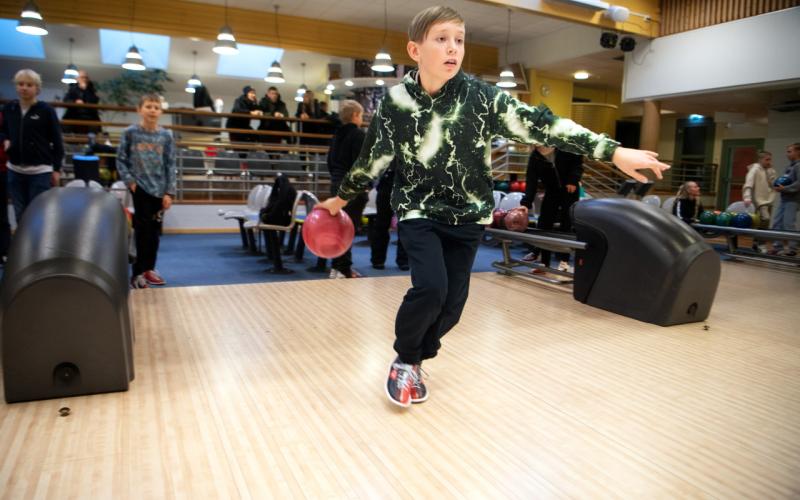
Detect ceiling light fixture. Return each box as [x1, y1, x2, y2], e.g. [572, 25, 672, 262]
[122, 1, 145, 71]
[295, 62, 307, 102]
[264, 4, 286, 83]
[16, 0, 48, 36]
[186, 50, 202, 93]
[61, 38, 79, 84]
[496, 9, 517, 89]
[371, 0, 394, 73]
[573, 71, 590, 80]
[213, 0, 239, 55]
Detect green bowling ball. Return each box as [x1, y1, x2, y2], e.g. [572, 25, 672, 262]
[699, 210, 716, 225]
[750, 212, 761, 228]
[715, 212, 733, 226]
[497, 181, 510, 193]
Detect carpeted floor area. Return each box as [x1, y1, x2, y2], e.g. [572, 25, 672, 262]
[153, 232, 517, 287]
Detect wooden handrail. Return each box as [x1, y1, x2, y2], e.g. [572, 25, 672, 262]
[60, 119, 333, 140]
[0, 99, 336, 124]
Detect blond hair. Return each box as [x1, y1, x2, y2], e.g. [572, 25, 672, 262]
[13, 68, 42, 88]
[408, 6, 464, 43]
[339, 100, 364, 124]
[138, 93, 162, 108]
[676, 181, 699, 200]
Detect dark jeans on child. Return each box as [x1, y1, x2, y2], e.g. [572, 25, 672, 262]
[331, 192, 368, 275]
[132, 187, 164, 276]
[394, 219, 484, 364]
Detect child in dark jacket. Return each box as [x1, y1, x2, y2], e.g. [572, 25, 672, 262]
[1, 69, 63, 224]
[325, 100, 367, 278]
[317, 6, 669, 408]
[522, 146, 583, 271]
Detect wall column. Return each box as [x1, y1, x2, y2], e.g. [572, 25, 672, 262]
[641, 100, 661, 152]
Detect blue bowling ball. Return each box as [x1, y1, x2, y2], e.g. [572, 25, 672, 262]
[731, 212, 752, 229]
[774, 175, 792, 187]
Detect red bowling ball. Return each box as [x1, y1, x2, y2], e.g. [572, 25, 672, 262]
[302, 207, 355, 258]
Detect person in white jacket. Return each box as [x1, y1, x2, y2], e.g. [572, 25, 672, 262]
[743, 151, 776, 252]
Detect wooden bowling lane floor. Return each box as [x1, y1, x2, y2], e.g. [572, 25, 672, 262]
[1, 263, 799, 498]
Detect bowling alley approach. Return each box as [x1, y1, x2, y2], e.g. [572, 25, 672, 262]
[0, 1, 799, 498]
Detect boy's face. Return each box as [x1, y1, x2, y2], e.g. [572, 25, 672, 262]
[15, 78, 39, 100]
[407, 20, 465, 83]
[267, 89, 278, 102]
[138, 100, 163, 121]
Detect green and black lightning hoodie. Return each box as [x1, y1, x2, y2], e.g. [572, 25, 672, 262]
[337, 69, 620, 225]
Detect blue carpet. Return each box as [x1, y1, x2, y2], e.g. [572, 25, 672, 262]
[153, 232, 518, 287]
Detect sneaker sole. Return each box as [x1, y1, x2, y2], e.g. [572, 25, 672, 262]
[384, 381, 412, 408]
[411, 392, 428, 404]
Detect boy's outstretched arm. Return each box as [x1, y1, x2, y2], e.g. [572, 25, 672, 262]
[493, 92, 669, 182]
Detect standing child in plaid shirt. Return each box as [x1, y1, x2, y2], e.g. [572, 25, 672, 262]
[117, 94, 176, 289]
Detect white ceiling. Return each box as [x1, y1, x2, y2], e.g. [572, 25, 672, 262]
[189, 0, 574, 47]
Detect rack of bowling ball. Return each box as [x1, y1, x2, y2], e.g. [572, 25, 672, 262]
[692, 212, 800, 268]
[493, 179, 526, 193]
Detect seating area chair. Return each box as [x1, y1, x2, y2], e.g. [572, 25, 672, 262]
[726, 201, 755, 214]
[642, 194, 661, 208]
[498, 192, 524, 211]
[220, 185, 269, 249]
[493, 190, 506, 210]
[257, 191, 319, 274]
[661, 196, 677, 214]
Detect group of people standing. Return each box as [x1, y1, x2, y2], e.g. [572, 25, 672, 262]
[227, 85, 337, 147]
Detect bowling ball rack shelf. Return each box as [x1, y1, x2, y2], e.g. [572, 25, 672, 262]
[692, 223, 800, 269]
[486, 227, 586, 287]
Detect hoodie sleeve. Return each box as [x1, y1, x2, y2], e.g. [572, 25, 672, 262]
[562, 151, 584, 186]
[521, 153, 540, 209]
[337, 100, 395, 201]
[491, 90, 619, 162]
[163, 130, 177, 195]
[48, 106, 64, 171]
[782, 164, 800, 194]
[116, 128, 134, 185]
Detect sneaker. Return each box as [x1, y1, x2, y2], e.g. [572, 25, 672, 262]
[557, 261, 574, 273]
[372, 263, 385, 270]
[767, 248, 781, 256]
[398, 264, 410, 271]
[143, 269, 166, 286]
[130, 275, 149, 289]
[348, 268, 364, 278]
[386, 358, 419, 408]
[329, 269, 348, 279]
[784, 250, 798, 257]
[410, 365, 428, 404]
[521, 252, 538, 262]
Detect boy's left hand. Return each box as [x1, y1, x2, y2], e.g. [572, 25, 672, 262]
[163, 194, 173, 210]
[611, 147, 670, 183]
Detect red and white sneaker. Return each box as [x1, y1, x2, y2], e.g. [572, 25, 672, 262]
[386, 357, 420, 408]
[410, 365, 428, 404]
[130, 275, 149, 289]
[143, 269, 166, 286]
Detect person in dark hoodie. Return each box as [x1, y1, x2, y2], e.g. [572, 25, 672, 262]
[0, 112, 10, 263]
[258, 86, 290, 144]
[521, 145, 583, 273]
[316, 6, 669, 409]
[1, 69, 64, 224]
[260, 174, 297, 274]
[62, 70, 101, 134]
[326, 100, 367, 279]
[227, 86, 261, 149]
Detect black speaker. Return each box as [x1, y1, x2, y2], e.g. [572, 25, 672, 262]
[572, 198, 720, 326]
[0, 188, 135, 403]
[620, 36, 637, 52]
[600, 32, 618, 49]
